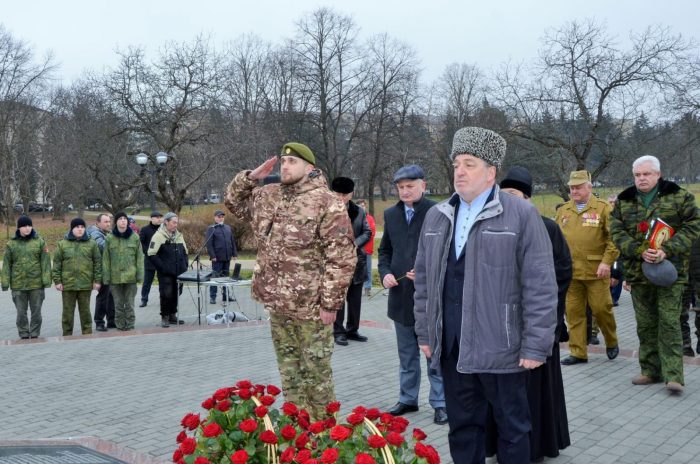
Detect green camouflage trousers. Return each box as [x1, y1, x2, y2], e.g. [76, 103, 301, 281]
[111, 283, 137, 330]
[269, 312, 335, 420]
[631, 283, 684, 384]
[62, 290, 93, 336]
[12, 289, 44, 338]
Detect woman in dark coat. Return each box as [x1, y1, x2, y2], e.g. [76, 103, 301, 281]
[485, 167, 572, 461]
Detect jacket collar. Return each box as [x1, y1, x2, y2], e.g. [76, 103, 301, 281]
[112, 226, 133, 239]
[347, 200, 360, 221]
[618, 178, 680, 201]
[65, 230, 90, 241]
[280, 170, 328, 195]
[439, 186, 501, 221]
[13, 229, 37, 240]
[397, 195, 431, 214]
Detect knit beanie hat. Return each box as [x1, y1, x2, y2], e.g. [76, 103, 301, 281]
[114, 211, 128, 223]
[499, 166, 533, 198]
[70, 217, 87, 229]
[331, 177, 355, 194]
[451, 127, 507, 169]
[17, 215, 32, 228]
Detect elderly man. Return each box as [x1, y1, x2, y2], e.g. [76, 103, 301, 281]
[555, 170, 620, 365]
[205, 209, 238, 304]
[225, 142, 356, 419]
[414, 127, 557, 463]
[610, 155, 700, 393]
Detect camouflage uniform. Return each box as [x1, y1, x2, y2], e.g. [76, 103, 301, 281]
[52, 232, 102, 335]
[610, 179, 700, 384]
[102, 228, 144, 330]
[225, 169, 356, 419]
[1, 230, 52, 338]
[555, 196, 620, 360]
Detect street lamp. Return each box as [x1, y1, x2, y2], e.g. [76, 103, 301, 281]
[136, 151, 170, 212]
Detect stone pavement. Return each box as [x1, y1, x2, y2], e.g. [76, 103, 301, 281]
[1, 286, 700, 463]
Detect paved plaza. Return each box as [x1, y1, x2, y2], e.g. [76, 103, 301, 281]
[1, 283, 700, 463]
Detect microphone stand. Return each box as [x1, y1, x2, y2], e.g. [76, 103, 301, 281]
[189, 230, 216, 325]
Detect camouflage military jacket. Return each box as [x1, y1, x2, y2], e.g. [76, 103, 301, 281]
[610, 179, 700, 284]
[1, 230, 52, 291]
[52, 232, 102, 291]
[225, 170, 356, 320]
[555, 196, 619, 280]
[102, 227, 144, 285]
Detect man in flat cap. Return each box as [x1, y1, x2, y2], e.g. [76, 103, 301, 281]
[610, 155, 700, 393]
[224, 142, 356, 419]
[413, 127, 557, 463]
[330, 177, 371, 345]
[555, 170, 620, 366]
[139, 211, 163, 307]
[378, 164, 447, 425]
[206, 209, 238, 304]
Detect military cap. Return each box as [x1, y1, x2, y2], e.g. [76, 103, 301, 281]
[331, 177, 355, 194]
[214, 210, 225, 216]
[451, 127, 506, 169]
[392, 165, 425, 183]
[150, 211, 163, 218]
[567, 170, 591, 186]
[642, 261, 678, 287]
[280, 142, 315, 166]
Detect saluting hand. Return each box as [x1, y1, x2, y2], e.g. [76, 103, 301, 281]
[248, 157, 278, 181]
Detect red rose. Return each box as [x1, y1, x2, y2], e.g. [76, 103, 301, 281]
[260, 395, 276, 406]
[298, 409, 311, 423]
[385, 431, 405, 447]
[216, 399, 232, 412]
[638, 221, 650, 233]
[238, 388, 252, 400]
[281, 424, 298, 441]
[325, 401, 341, 414]
[203, 423, 223, 437]
[352, 406, 367, 415]
[267, 384, 282, 396]
[297, 416, 310, 430]
[282, 402, 298, 416]
[308, 421, 325, 434]
[354, 453, 376, 464]
[379, 413, 393, 425]
[320, 448, 339, 464]
[365, 408, 381, 420]
[306, 460, 319, 464]
[254, 405, 268, 417]
[172, 449, 183, 462]
[179, 437, 197, 455]
[294, 449, 312, 463]
[236, 379, 253, 389]
[329, 425, 352, 442]
[239, 419, 258, 433]
[324, 418, 336, 429]
[213, 388, 231, 401]
[280, 447, 296, 463]
[367, 434, 387, 448]
[181, 413, 200, 431]
[295, 432, 310, 448]
[201, 398, 215, 410]
[254, 384, 266, 395]
[230, 450, 249, 464]
[347, 412, 365, 426]
[412, 428, 427, 441]
[260, 430, 279, 444]
[176, 431, 187, 443]
[389, 417, 408, 433]
[194, 457, 211, 464]
[415, 443, 440, 464]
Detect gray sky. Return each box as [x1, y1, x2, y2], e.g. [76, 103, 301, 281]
[3, 0, 698, 84]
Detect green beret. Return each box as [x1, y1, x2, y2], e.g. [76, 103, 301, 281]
[280, 142, 315, 166]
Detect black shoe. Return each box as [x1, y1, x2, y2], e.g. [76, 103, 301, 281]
[168, 316, 185, 325]
[334, 335, 348, 346]
[612, 302, 619, 307]
[606, 345, 619, 360]
[561, 355, 588, 365]
[209, 298, 217, 305]
[346, 332, 368, 342]
[433, 407, 448, 425]
[388, 402, 419, 416]
[139, 301, 147, 307]
[683, 346, 695, 357]
[161, 317, 170, 328]
[107, 322, 117, 329]
[96, 325, 107, 332]
[588, 336, 600, 345]
[20, 336, 29, 340]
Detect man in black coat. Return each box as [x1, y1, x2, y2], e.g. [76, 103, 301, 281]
[205, 210, 238, 304]
[331, 177, 372, 346]
[378, 165, 447, 425]
[139, 211, 163, 307]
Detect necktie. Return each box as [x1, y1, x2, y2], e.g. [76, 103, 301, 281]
[406, 208, 414, 225]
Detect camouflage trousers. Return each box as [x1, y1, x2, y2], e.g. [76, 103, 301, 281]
[111, 283, 137, 330]
[62, 290, 93, 336]
[12, 289, 44, 338]
[630, 283, 684, 384]
[269, 312, 335, 420]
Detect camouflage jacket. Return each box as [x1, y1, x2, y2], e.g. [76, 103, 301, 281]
[610, 179, 700, 284]
[225, 170, 356, 320]
[102, 227, 144, 285]
[52, 231, 102, 291]
[1, 230, 52, 291]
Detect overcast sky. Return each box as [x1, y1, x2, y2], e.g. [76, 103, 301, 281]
[3, 0, 698, 84]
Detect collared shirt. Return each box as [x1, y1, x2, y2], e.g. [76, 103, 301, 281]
[454, 187, 492, 258]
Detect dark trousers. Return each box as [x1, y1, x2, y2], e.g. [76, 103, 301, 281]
[441, 346, 531, 464]
[94, 284, 115, 326]
[210, 260, 231, 299]
[159, 274, 179, 318]
[333, 281, 363, 336]
[141, 267, 156, 303]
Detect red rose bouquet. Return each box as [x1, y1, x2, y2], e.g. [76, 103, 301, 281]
[174, 379, 440, 464]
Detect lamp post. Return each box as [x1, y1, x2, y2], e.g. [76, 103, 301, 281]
[135, 151, 169, 212]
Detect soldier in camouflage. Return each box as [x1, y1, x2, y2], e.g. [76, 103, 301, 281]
[225, 142, 356, 419]
[52, 217, 102, 336]
[610, 156, 700, 393]
[1, 215, 52, 339]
